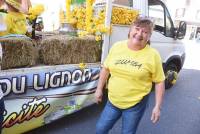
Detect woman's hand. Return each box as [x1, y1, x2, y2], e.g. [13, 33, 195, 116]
[94, 67, 110, 104]
[151, 81, 165, 123]
[151, 106, 161, 123]
[94, 89, 103, 104]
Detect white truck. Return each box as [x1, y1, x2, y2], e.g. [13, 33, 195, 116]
[0, 0, 186, 133]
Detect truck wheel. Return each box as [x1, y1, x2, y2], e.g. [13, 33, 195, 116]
[165, 63, 178, 89]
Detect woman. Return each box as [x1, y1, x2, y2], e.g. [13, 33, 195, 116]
[95, 17, 165, 134]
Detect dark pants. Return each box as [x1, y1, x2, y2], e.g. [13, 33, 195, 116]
[0, 98, 5, 134]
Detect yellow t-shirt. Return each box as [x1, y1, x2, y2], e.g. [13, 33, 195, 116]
[104, 40, 165, 109]
[4, 11, 27, 35]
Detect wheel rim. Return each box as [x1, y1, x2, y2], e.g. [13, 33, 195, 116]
[166, 70, 178, 85]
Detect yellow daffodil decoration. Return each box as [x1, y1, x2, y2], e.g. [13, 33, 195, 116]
[65, 0, 109, 41]
[112, 7, 139, 25]
[86, 0, 95, 32]
[79, 62, 86, 70]
[66, 0, 71, 23]
[66, 1, 139, 41]
[28, 4, 45, 21]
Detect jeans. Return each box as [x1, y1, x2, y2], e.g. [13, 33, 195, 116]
[0, 98, 5, 134]
[96, 95, 149, 134]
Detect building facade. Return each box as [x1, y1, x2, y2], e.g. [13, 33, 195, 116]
[165, 0, 200, 40]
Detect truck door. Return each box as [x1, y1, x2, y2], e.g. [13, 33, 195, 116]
[148, 0, 180, 62]
[148, 0, 186, 89]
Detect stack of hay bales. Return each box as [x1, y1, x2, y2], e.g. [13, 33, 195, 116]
[0, 37, 38, 70]
[40, 35, 101, 65]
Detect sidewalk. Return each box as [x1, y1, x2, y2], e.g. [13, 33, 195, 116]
[182, 39, 200, 70]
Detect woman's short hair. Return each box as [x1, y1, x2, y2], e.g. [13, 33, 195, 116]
[128, 17, 154, 38]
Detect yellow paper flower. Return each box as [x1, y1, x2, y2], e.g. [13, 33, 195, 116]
[86, 0, 95, 32]
[28, 4, 44, 21]
[78, 31, 89, 37]
[95, 35, 101, 41]
[79, 62, 86, 70]
[171, 72, 178, 84]
[66, 0, 71, 22]
[70, 1, 139, 41]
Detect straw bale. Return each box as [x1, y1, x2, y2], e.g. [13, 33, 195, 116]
[40, 35, 101, 65]
[36, 31, 60, 39]
[0, 37, 38, 70]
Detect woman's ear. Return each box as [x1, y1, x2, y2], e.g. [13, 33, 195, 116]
[147, 40, 151, 45]
[128, 29, 130, 38]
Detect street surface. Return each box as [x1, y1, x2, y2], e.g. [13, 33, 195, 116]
[26, 40, 200, 134]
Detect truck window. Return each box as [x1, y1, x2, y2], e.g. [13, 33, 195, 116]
[149, 4, 164, 34]
[148, 0, 175, 37]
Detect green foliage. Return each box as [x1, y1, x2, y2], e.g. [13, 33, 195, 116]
[72, 0, 85, 4]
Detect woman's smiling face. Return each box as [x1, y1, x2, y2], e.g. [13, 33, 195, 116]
[129, 24, 152, 47]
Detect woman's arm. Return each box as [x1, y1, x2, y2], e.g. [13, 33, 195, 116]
[20, 0, 32, 14]
[94, 67, 110, 104]
[151, 81, 165, 123]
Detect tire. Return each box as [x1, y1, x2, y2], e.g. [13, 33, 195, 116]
[164, 63, 178, 89]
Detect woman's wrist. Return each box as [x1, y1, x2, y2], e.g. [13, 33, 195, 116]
[96, 87, 103, 92]
[154, 105, 161, 110]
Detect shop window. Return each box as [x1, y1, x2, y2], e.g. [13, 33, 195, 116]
[196, 10, 200, 20]
[175, 8, 185, 18]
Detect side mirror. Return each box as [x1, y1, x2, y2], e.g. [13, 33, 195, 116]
[175, 21, 187, 39]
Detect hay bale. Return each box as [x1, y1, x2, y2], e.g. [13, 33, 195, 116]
[0, 37, 38, 70]
[40, 35, 101, 65]
[36, 31, 60, 39]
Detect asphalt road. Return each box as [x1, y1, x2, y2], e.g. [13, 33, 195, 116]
[26, 40, 200, 134]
